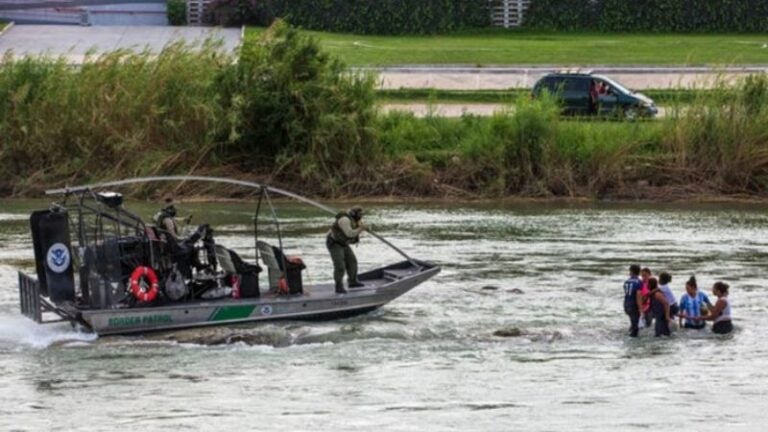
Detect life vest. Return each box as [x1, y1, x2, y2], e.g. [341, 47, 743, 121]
[154, 210, 178, 236]
[329, 212, 359, 246]
[153, 210, 166, 226]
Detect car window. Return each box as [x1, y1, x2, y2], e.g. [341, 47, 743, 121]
[563, 78, 588, 92]
[596, 76, 632, 95]
[545, 77, 559, 92]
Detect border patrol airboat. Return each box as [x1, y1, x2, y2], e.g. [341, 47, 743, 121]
[17, 176, 440, 335]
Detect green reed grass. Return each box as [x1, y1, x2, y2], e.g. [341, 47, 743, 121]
[1, 21, 767, 199]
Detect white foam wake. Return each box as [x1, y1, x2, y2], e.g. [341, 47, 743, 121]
[0, 315, 97, 349]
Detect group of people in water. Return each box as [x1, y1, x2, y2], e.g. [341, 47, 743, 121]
[623, 264, 733, 337]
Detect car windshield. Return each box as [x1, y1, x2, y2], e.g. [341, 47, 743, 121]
[597, 76, 632, 95]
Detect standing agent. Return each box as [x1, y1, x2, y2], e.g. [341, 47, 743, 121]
[678, 276, 713, 329]
[689, 282, 733, 334]
[327, 207, 367, 294]
[623, 264, 644, 337]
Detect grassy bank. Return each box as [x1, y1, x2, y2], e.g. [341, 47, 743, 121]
[2, 22, 768, 200]
[245, 27, 768, 66]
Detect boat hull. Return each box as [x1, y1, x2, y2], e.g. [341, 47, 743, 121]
[78, 261, 440, 335]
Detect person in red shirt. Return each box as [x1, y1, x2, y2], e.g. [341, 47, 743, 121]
[639, 267, 652, 327]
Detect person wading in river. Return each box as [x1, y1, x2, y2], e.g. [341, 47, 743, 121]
[648, 277, 671, 337]
[688, 281, 733, 334]
[327, 207, 367, 294]
[623, 264, 644, 337]
[678, 276, 713, 330]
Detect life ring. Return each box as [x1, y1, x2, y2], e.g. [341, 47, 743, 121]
[130, 266, 159, 302]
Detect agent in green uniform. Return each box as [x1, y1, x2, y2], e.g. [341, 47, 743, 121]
[326, 207, 367, 294]
[154, 196, 181, 238]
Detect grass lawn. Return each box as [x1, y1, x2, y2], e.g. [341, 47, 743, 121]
[245, 27, 768, 66]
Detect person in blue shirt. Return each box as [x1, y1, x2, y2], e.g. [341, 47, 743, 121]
[623, 264, 644, 337]
[678, 276, 713, 330]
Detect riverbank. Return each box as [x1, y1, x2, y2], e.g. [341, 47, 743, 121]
[2, 22, 768, 202]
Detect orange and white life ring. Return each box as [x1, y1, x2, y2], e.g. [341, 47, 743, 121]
[129, 266, 159, 303]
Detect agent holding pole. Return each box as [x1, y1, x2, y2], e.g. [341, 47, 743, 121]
[326, 207, 367, 294]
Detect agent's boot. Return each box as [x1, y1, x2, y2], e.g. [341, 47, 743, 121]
[348, 281, 365, 288]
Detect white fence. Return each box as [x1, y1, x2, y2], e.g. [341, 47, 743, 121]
[185, 0, 210, 24]
[490, 0, 531, 28]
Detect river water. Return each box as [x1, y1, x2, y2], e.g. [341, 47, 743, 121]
[0, 200, 766, 431]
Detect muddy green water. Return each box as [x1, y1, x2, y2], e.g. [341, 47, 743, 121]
[0, 200, 766, 431]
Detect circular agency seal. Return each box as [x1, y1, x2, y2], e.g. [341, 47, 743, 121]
[46, 243, 71, 273]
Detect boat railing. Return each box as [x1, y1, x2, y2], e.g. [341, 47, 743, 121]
[18, 271, 42, 323]
[18, 271, 76, 325]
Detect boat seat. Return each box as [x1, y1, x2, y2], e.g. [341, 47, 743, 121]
[257, 241, 282, 291]
[215, 245, 261, 275]
[215, 245, 237, 274]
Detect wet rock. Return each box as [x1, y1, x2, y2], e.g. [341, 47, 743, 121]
[165, 327, 293, 347]
[481, 285, 500, 291]
[507, 288, 525, 294]
[493, 327, 523, 338]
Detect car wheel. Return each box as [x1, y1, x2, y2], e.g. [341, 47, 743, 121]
[624, 107, 639, 121]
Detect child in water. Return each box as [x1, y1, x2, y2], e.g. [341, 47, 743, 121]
[687, 282, 733, 334]
[678, 276, 713, 329]
[648, 277, 671, 337]
[639, 268, 652, 327]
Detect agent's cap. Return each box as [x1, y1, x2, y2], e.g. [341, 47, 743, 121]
[348, 207, 364, 221]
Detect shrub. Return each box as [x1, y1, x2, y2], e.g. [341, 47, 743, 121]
[0, 21, 380, 196]
[525, 0, 768, 32]
[167, 0, 187, 25]
[208, 0, 490, 34]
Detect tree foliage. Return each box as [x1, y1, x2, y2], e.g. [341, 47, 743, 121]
[525, 0, 768, 32]
[209, 0, 490, 34]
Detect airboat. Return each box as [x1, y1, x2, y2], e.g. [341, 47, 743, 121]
[17, 176, 440, 336]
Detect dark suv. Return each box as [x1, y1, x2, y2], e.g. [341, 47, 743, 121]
[532, 72, 658, 119]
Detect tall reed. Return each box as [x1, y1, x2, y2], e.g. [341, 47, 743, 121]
[662, 74, 768, 193]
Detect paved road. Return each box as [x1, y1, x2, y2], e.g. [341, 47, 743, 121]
[373, 66, 768, 90]
[0, 25, 242, 60]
